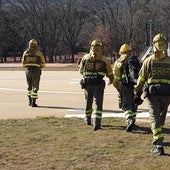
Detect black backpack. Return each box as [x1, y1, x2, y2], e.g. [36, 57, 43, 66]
[121, 56, 141, 84]
[127, 56, 141, 84]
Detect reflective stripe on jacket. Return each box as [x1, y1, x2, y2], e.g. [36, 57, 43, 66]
[79, 54, 113, 78]
[22, 50, 45, 68]
[137, 54, 170, 88]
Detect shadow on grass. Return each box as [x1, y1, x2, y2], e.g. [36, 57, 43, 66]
[133, 125, 151, 134]
[102, 124, 152, 134]
[102, 124, 126, 131]
[163, 128, 170, 134]
[164, 142, 170, 147]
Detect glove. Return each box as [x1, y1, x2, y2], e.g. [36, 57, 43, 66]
[134, 92, 143, 105]
[134, 96, 143, 105]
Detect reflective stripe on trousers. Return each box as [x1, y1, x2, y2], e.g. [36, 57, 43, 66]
[147, 95, 169, 146]
[84, 82, 105, 119]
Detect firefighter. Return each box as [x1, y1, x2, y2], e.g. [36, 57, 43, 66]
[113, 44, 139, 132]
[22, 39, 45, 107]
[134, 33, 170, 156]
[79, 39, 114, 131]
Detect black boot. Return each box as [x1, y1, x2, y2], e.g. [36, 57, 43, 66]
[126, 118, 135, 132]
[28, 96, 32, 106]
[31, 99, 38, 107]
[93, 118, 101, 131]
[84, 116, 91, 125]
[151, 146, 164, 156]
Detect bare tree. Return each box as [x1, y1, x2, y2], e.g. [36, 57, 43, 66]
[57, 0, 90, 63]
[0, 0, 170, 63]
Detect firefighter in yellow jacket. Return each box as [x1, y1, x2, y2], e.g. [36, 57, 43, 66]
[22, 39, 45, 107]
[135, 33, 170, 156]
[113, 44, 139, 132]
[79, 39, 114, 131]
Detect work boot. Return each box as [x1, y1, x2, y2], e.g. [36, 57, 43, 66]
[84, 116, 91, 125]
[31, 99, 38, 107]
[126, 118, 135, 132]
[93, 118, 101, 131]
[28, 96, 32, 106]
[151, 146, 164, 156]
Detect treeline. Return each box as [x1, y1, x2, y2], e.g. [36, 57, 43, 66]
[0, 0, 170, 63]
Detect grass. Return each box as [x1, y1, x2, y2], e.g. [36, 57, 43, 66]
[0, 117, 170, 170]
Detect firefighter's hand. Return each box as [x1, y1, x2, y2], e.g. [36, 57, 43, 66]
[134, 92, 143, 105]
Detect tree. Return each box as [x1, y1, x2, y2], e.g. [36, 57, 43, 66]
[57, 0, 90, 63]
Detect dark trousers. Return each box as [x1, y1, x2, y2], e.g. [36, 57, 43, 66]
[121, 83, 137, 120]
[84, 81, 105, 119]
[25, 67, 41, 99]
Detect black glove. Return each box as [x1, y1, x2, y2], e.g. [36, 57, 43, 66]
[134, 92, 143, 105]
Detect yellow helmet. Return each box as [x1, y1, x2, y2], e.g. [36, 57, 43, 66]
[29, 39, 38, 46]
[119, 43, 132, 53]
[153, 33, 167, 44]
[91, 39, 102, 46]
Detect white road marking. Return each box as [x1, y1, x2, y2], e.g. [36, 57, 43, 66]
[65, 111, 170, 118]
[0, 87, 117, 95]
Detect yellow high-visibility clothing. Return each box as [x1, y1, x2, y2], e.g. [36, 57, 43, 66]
[79, 53, 113, 81]
[136, 54, 170, 93]
[112, 54, 130, 91]
[22, 50, 45, 68]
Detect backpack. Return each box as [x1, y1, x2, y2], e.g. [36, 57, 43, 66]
[127, 56, 141, 84]
[120, 56, 141, 84]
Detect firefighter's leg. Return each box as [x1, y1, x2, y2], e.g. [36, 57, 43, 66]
[148, 95, 164, 155]
[93, 82, 105, 131]
[27, 91, 32, 106]
[31, 69, 41, 107]
[26, 69, 32, 106]
[122, 84, 136, 132]
[125, 110, 136, 132]
[160, 96, 170, 127]
[84, 86, 93, 125]
[31, 96, 38, 107]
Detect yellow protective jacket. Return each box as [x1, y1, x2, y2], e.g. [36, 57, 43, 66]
[79, 53, 113, 82]
[135, 54, 170, 93]
[22, 49, 46, 68]
[112, 54, 130, 91]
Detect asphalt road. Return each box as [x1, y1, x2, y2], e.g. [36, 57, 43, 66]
[0, 70, 169, 120]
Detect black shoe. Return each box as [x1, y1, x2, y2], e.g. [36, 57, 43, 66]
[93, 126, 101, 131]
[31, 99, 38, 107]
[84, 117, 91, 125]
[28, 101, 32, 106]
[28, 97, 32, 106]
[93, 118, 101, 131]
[151, 146, 164, 156]
[32, 103, 38, 107]
[126, 119, 135, 132]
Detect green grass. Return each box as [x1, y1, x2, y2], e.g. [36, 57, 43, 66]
[0, 117, 170, 170]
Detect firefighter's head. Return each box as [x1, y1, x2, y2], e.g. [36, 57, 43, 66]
[28, 39, 38, 50]
[119, 43, 132, 54]
[90, 39, 103, 58]
[153, 33, 167, 59]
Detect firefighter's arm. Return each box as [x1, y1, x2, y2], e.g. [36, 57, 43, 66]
[112, 61, 121, 92]
[21, 51, 26, 67]
[134, 61, 147, 93]
[105, 58, 114, 85]
[134, 61, 148, 102]
[39, 52, 46, 68]
[79, 56, 86, 75]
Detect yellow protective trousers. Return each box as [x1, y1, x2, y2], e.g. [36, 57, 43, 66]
[147, 95, 170, 146]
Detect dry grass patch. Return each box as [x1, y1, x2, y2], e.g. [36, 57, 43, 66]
[0, 117, 170, 170]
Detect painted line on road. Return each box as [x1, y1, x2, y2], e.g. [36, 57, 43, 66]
[0, 87, 117, 95]
[65, 110, 170, 118]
